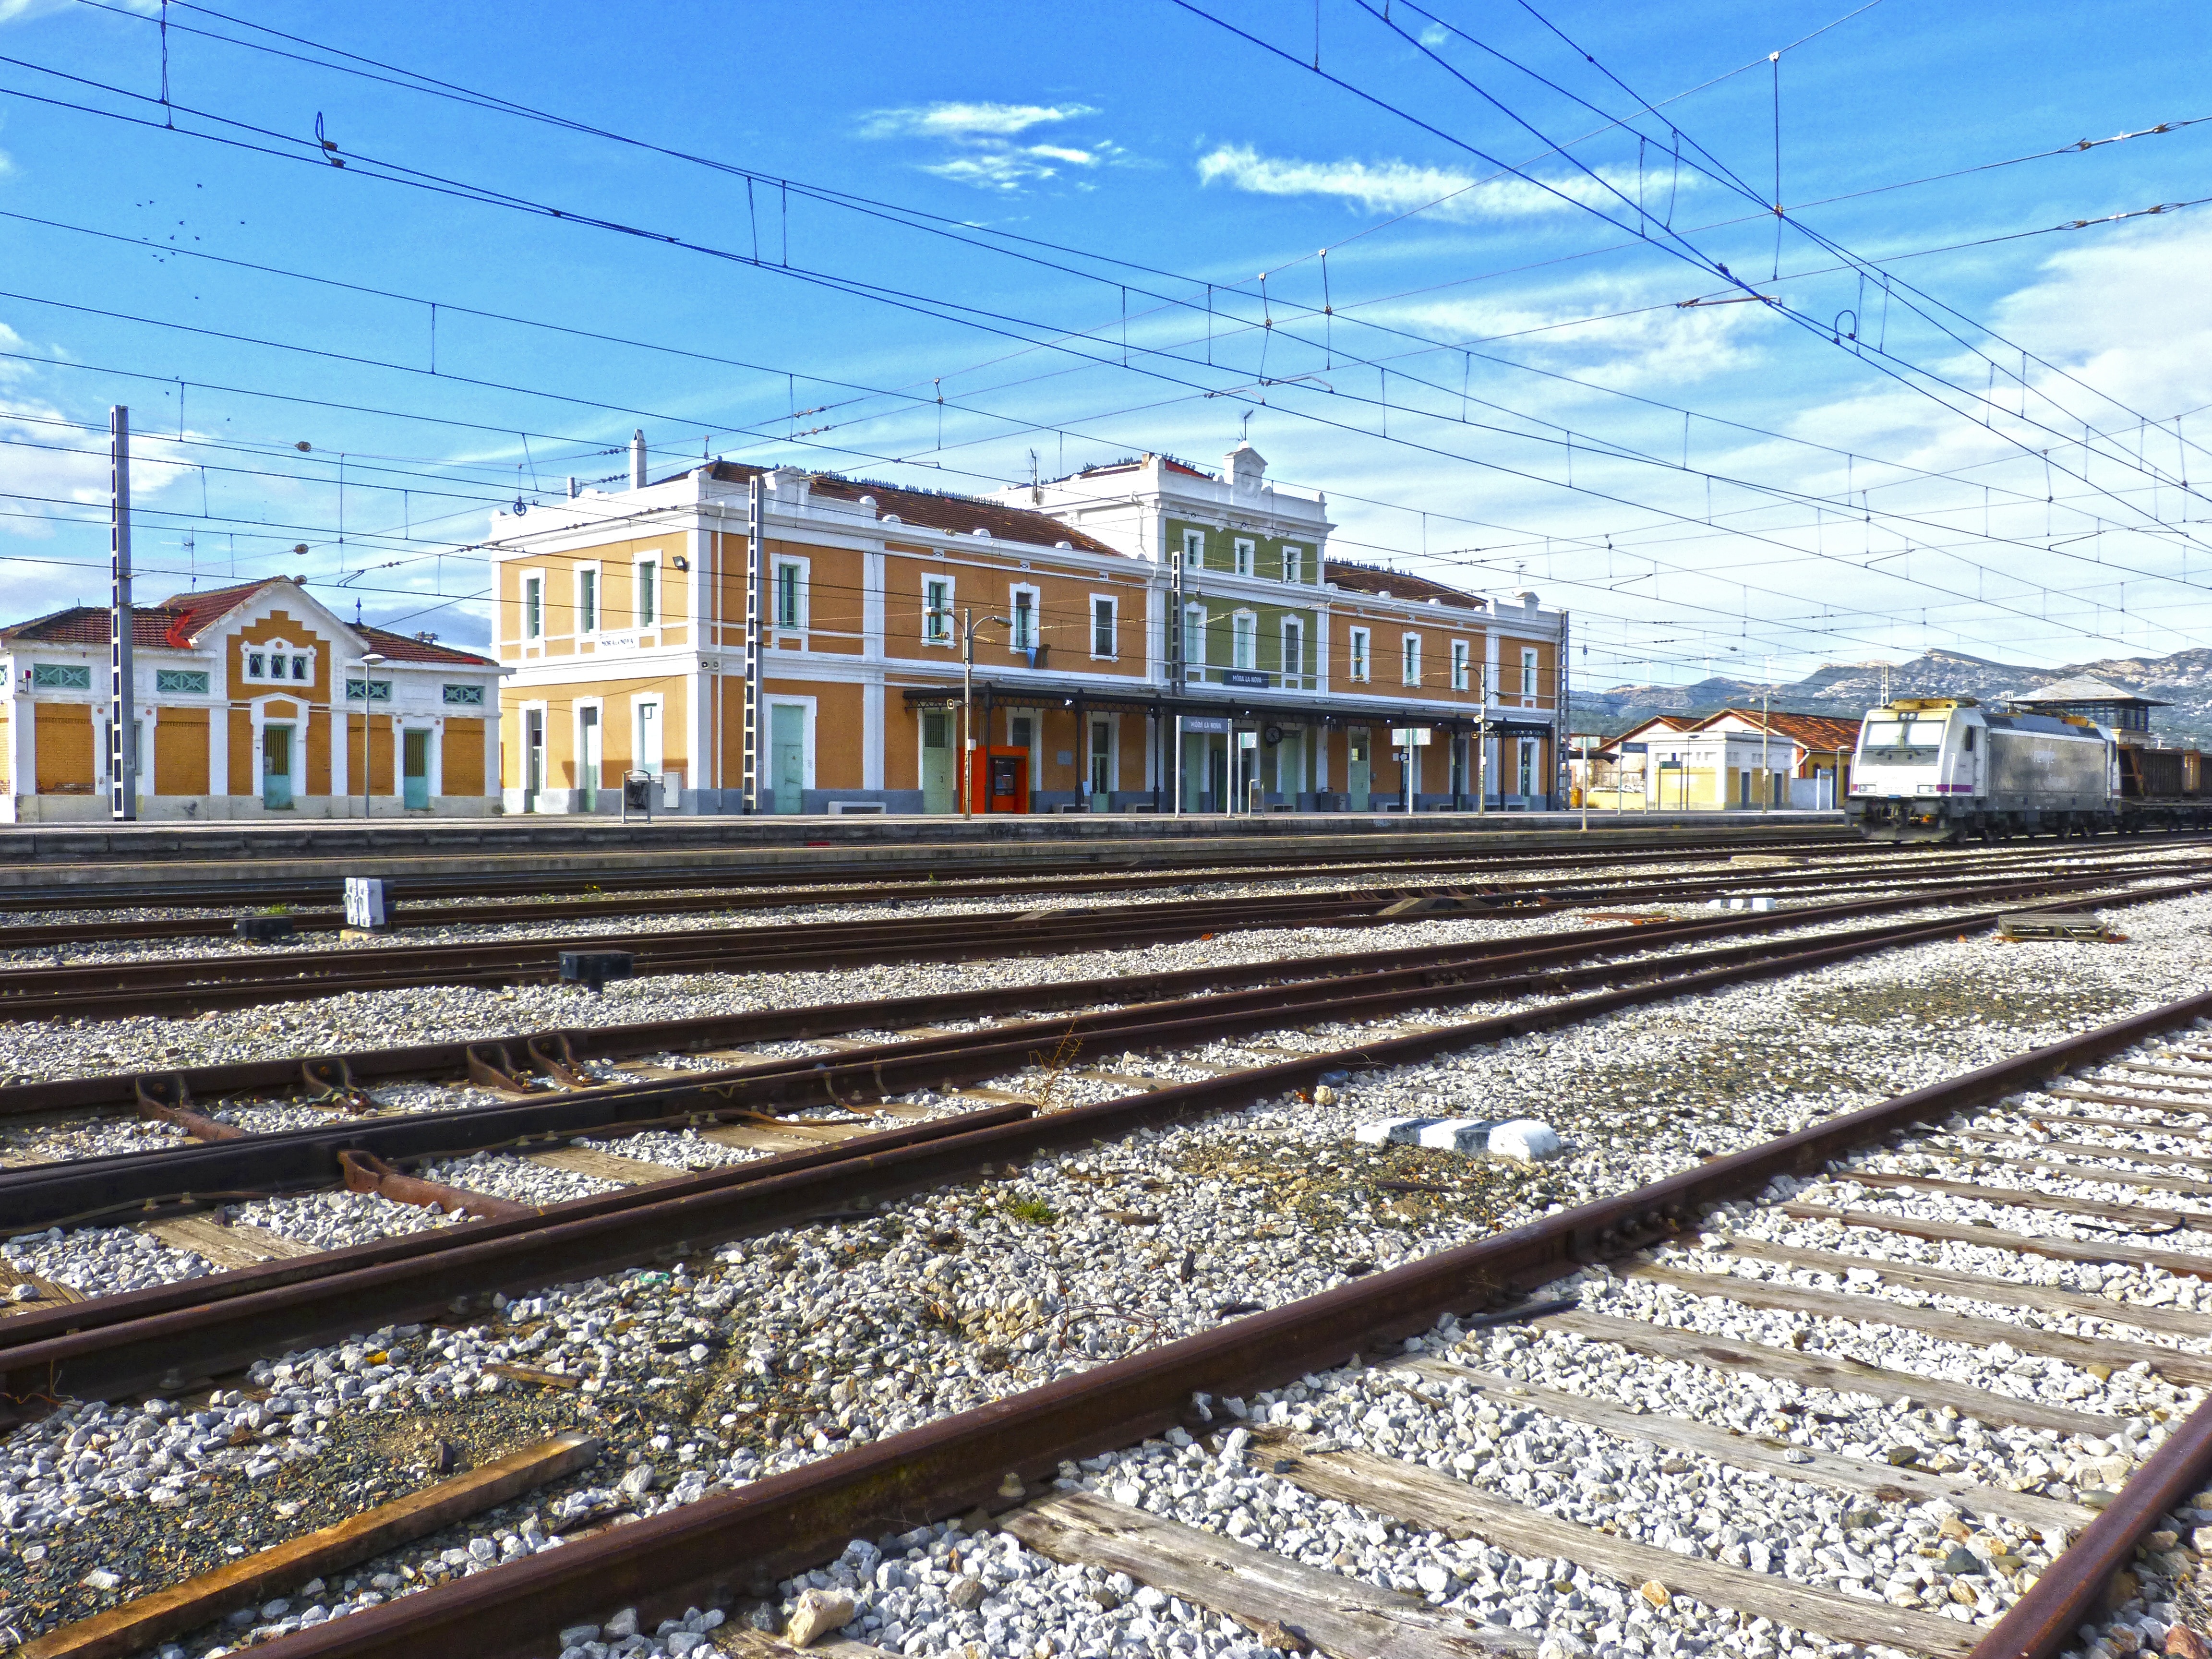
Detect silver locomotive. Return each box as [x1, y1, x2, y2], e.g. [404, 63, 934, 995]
[1847, 696, 2206, 842]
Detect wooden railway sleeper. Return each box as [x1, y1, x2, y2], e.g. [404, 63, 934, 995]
[132, 1072, 246, 1143]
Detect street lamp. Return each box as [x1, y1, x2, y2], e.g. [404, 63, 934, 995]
[352, 651, 386, 820]
[960, 609, 1011, 818]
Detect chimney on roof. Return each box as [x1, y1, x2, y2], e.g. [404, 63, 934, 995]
[1226, 442, 1266, 496]
[1517, 589, 1539, 614]
[630, 430, 648, 491]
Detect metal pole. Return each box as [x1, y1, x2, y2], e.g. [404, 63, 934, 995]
[108, 407, 135, 821]
[961, 606, 973, 819]
[742, 476, 766, 813]
[1762, 665, 1772, 813]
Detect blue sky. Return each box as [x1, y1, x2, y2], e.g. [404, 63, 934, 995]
[0, 0, 2207, 691]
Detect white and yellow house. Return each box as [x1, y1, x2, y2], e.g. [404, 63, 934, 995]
[0, 577, 505, 821]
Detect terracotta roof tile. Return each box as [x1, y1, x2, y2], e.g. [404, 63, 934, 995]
[1693, 709, 1864, 750]
[1323, 561, 1483, 611]
[357, 625, 497, 667]
[691, 461, 1122, 557]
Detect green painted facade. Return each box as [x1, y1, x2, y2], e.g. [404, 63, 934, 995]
[1165, 516, 1322, 586]
[1167, 514, 1322, 686]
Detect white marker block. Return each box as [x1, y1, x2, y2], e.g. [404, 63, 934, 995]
[1488, 1120, 1563, 1162]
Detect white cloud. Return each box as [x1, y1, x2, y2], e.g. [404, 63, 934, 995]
[1196, 143, 1653, 222]
[1418, 23, 1450, 46]
[859, 102, 1094, 140]
[862, 100, 1118, 193]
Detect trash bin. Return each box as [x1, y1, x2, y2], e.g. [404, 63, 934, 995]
[621, 770, 654, 823]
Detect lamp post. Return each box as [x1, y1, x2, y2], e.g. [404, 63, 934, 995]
[959, 609, 1010, 818]
[353, 651, 386, 820]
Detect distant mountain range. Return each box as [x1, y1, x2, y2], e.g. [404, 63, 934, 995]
[1574, 646, 2212, 746]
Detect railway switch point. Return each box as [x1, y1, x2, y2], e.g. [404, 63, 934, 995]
[559, 950, 637, 993]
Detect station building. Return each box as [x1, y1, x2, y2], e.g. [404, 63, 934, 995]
[0, 577, 505, 822]
[485, 445, 1569, 815]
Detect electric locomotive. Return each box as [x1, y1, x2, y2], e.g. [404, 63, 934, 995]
[1848, 695, 2210, 842]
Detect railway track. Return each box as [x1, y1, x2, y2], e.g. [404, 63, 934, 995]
[0, 860, 2196, 1249]
[0, 830, 1886, 943]
[0, 839, 2192, 1023]
[16, 926, 2212, 1659]
[0, 822, 1860, 910]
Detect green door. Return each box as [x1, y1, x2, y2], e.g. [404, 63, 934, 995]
[921, 710, 953, 814]
[771, 704, 805, 814]
[262, 724, 294, 809]
[1346, 729, 1370, 808]
[402, 730, 431, 810]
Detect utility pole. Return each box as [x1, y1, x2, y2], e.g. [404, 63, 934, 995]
[1761, 656, 1773, 814]
[1168, 534, 1186, 815]
[108, 407, 135, 822]
[962, 606, 974, 818]
[959, 608, 1010, 818]
[740, 475, 766, 812]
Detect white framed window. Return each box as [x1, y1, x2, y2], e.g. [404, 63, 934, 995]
[1181, 528, 1204, 569]
[1348, 626, 1370, 683]
[634, 556, 659, 629]
[1281, 616, 1304, 679]
[522, 572, 544, 642]
[1009, 584, 1039, 651]
[1182, 602, 1206, 673]
[1282, 545, 1303, 585]
[442, 683, 485, 706]
[1231, 611, 1257, 671]
[343, 676, 393, 703]
[922, 576, 954, 645]
[156, 668, 209, 695]
[1402, 633, 1422, 686]
[576, 565, 600, 636]
[1451, 638, 1471, 691]
[1233, 537, 1254, 577]
[1090, 594, 1118, 659]
[774, 557, 808, 631]
[1521, 646, 1539, 699]
[244, 639, 316, 685]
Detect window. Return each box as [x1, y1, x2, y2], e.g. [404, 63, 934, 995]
[345, 678, 394, 702]
[1091, 595, 1117, 658]
[1282, 545, 1303, 585]
[1182, 528, 1204, 569]
[774, 560, 805, 630]
[523, 575, 542, 641]
[1010, 586, 1037, 651]
[1402, 633, 1422, 686]
[577, 568, 598, 635]
[241, 642, 314, 685]
[635, 559, 658, 628]
[155, 669, 209, 695]
[1233, 537, 1254, 577]
[1182, 603, 1206, 672]
[1521, 647, 1539, 698]
[1450, 639, 1470, 692]
[923, 577, 953, 645]
[1281, 617, 1304, 678]
[1348, 627, 1370, 683]
[443, 683, 485, 706]
[1232, 612, 1257, 671]
[31, 662, 92, 690]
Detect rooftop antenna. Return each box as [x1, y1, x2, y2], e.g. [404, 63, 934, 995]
[1240, 409, 1252, 442]
[1028, 447, 1040, 504]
